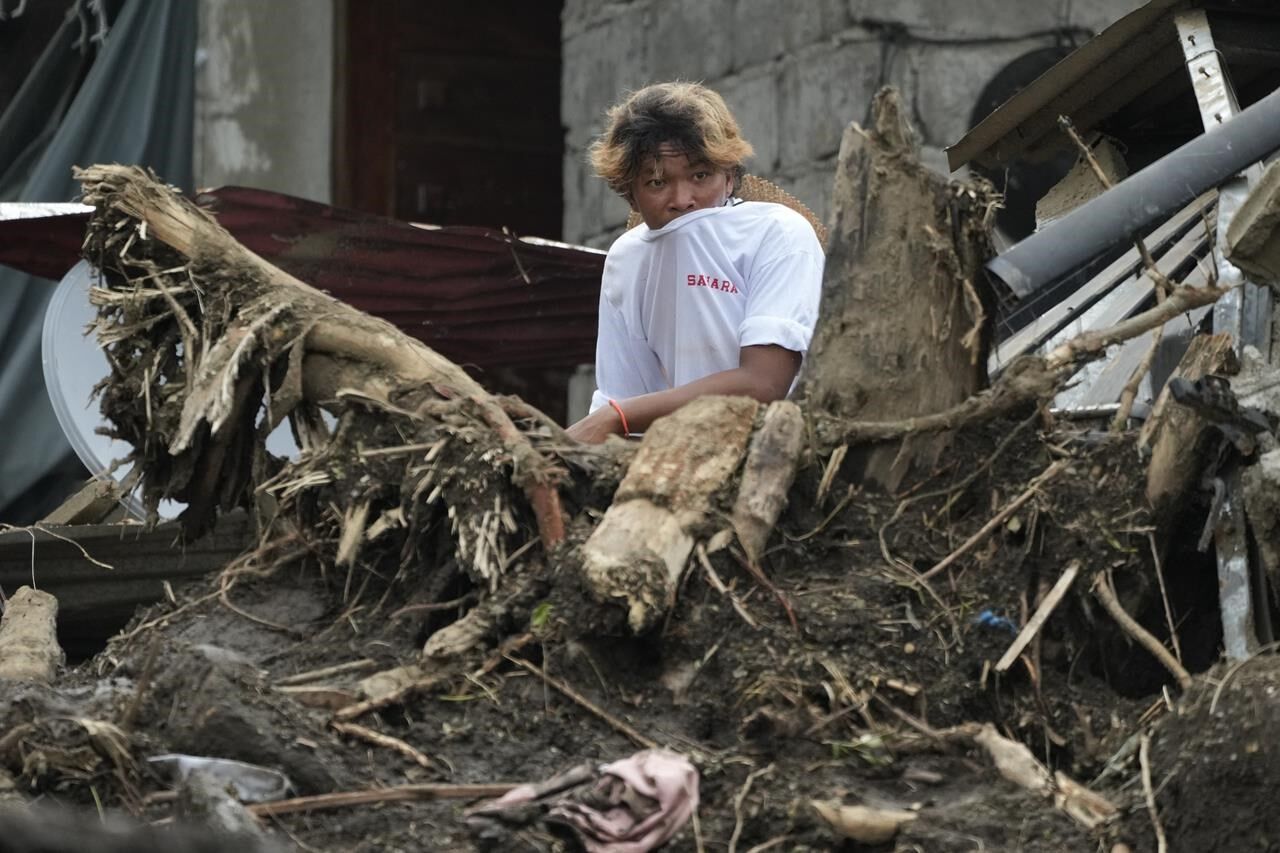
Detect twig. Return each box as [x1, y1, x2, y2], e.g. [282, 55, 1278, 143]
[247, 783, 517, 817]
[697, 545, 759, 628]
[995, 561, 1080, 672]
[358, 440, 445, 458]
[931, 411, 1039, 521]
[1091, 571, 1193, 691]
[113, 589, 222, 644]
[390, 595, 473, 621]
[1112, 324, 1165, 432]
[276, 658, 379, 686]
[1139, 733, 1168, 853]
[728, 764, 774, 853]
[330, 720, 435, 770]
[730, 547, 798, 631]
[815, 445, 848, 504]
[218, 573, 304, 638]
[786, 484, 857, 541]
[506, 654, 658, 749]
[922, 460, 1069, 580]
[869, 694, 974, 746]
[1148, 533, 1183, 665]
[1208, 644, 1280, 714]
[0, 522, 116, 572]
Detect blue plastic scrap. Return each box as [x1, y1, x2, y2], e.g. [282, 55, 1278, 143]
[974, 609, 1018, 634]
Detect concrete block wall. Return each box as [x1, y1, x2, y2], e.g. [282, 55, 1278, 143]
[194, 0, 333, 203]
[561, 0, 1144, 248]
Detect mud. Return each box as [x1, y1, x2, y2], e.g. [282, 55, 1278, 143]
[2, 414, 1267, 851]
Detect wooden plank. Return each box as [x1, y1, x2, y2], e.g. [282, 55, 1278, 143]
[40, 478, 125, 526]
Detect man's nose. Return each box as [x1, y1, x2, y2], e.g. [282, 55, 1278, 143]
[670, 182, 695, 209]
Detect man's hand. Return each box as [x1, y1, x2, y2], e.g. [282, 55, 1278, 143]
[566, 403, 624, 444]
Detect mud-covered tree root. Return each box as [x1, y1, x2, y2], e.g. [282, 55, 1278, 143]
[76, 164, 573, 611]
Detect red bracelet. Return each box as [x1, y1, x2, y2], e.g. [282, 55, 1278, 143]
[607, 398, 630, 435]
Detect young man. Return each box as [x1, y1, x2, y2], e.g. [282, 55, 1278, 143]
[566, 82, 825, 443]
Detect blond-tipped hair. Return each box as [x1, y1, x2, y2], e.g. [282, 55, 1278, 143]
[589, 82, 755, 200]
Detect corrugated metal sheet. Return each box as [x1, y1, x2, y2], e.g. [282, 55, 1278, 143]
[0, 187, 606, 371]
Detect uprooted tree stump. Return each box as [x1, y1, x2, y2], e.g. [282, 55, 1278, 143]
[798, 87, 999, 490]
[78, 163, 575, 640]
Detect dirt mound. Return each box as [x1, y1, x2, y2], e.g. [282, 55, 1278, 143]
[3, 415, 1247, 851]
[1138, 656, 1280, 851]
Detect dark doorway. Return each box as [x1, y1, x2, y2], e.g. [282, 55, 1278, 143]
[335, 1, 564, 240]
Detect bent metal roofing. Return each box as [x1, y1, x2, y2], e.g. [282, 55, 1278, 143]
[0, 187, 606, 372]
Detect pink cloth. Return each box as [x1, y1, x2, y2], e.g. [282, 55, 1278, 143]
[549, 750, 699, 853]
[468, 750, 699, 853]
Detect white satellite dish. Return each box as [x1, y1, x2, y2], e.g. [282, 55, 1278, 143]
[42, 261, 302, 519]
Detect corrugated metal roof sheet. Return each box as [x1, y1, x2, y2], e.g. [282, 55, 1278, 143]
[0, 187, 606, 372]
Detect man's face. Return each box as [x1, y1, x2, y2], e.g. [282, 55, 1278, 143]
[629, 142, 733, 230]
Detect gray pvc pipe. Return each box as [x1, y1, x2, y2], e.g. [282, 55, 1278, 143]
[987, 85, 1280, 298]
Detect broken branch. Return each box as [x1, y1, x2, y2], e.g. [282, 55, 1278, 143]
[329, 720, 435, 770]
[1140, 732, 1168, 853]
[1091, 571, 1193, 691]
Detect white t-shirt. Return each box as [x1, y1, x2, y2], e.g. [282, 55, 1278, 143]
[589, 200, 825, 412]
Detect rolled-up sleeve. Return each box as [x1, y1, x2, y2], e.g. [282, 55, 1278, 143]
[737, 246, 824, 353]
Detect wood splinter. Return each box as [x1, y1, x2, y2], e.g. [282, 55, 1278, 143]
[996, 561, 1080, 673]
[330, 720, 436, 770]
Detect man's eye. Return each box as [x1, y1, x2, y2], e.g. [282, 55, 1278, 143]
[693, 171, 709, 180]
[647, 179, 665, 188]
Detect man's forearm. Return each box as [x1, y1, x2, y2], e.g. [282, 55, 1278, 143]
[569, 345, 801, 443]
[617, 359, 794, 434]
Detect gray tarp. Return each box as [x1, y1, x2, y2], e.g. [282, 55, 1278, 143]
[0, 0, 194, 520]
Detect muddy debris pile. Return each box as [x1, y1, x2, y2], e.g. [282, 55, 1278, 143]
[4, 90, 1280, 852]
